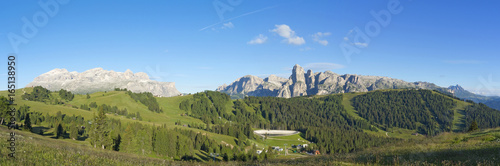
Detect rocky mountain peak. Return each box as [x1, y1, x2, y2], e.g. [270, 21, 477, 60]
[27, 68, 181, 97]
[448, 84, 464, 91]
[218, 64, 456, 98]
[291, 64, 305, 83]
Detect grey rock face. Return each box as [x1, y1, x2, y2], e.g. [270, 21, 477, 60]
[217, 64, 451, 98]
[26, 68, 181, 97]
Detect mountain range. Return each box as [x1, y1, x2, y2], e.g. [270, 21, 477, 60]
[26, 68, 181, 97]
[217, 64, 500, 110]
[25, 66, 500, 110]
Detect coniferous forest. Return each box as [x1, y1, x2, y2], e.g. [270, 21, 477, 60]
[352, 90, 456, 136]
[2, 87, 500, 165]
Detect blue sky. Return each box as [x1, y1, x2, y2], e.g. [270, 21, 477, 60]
[1, 0, 499, 95]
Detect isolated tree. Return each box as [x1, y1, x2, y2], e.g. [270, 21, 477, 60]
[69, 122, 79, 140]
[136, 112, 142, 121]
[0, 96, 10, 125]
[87, 93, 91, 99]
[24, 113, 32, 131]
[56, 123, 64, 139]
[468, 120, 479, 132]
[89, 108, 112, 149]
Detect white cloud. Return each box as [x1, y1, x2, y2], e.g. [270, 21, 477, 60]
[222, 22, 234, 29]
[247, 34, 268, 44]
[303, 63, 345, 71]
[344, 29, 369, 48]
[271, 24, 305, 45]
[312, 32, 331, 46]
[473, 74, 500, 96]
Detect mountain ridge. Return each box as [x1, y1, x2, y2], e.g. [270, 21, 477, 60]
[26, 68, 182, 97]
[217, 64, 451, 98]
[217, 64, 500, 110]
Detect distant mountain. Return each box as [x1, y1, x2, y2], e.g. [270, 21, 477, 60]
[217, 64, 500, 110]
[217, 64, 450, 98]
[448, 84, 500, 110]
[26, 68, 181, 97]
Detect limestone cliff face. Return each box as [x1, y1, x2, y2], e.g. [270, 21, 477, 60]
[217, 64, 450, 98]
[26, 68, 181, 97]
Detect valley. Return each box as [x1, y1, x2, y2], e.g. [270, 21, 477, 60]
[1, 86, 499, 165]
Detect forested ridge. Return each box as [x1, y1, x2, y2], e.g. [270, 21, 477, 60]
[3, 87, 500, 163]
[244, 95, 395, 154]
[127, 91, 163, 113]
[463, 103, 500, 130]
[352, 90, 456, 136]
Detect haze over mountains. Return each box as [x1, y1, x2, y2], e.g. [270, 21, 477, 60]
[26, 68, 181, 97]
[217, 64, 500, 110]
[25, 65, 500, 110]
[217, 64, 450, 98]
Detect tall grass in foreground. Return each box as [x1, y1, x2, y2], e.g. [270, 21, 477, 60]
[1, 126, 499, 166]
[0, 127, 180, 166]
[266, 129, 500, 166]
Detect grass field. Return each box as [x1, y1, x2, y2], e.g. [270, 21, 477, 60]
[0, 88, 239, 148]
[2, 88, 497, 165]
[4, 125, 497, 165]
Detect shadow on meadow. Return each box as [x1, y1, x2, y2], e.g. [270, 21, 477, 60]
[353, 146, 500, 165]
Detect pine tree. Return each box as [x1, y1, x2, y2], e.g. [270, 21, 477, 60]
[0, 96, 10, 125]
[56, 123, 64, 139]
[89, 108, 112, 149]
[24, 113, 32, 131]
[87, 93, 91, 99]
[136, 112, 142, 121]
[70, 122, 79, 140]
[468, 120, 478, 132]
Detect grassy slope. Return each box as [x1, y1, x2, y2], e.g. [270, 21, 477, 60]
[0, 126, 173, 166]
[266, 128, 500, 166]
[1, 88, 498, 165]
[8, 88, 474, 143]
[4, 125, 498, 166]
[0, 88, 238, 147]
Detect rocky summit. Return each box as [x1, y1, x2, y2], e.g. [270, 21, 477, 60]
[217, 64, 452, 98]
[26, 68, 181, 97]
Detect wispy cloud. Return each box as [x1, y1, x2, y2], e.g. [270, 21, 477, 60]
[303, 63, 345, 71]
[247, 34, 268, 44]
[473, 74, 500, 96]
[199, 6, 276, 31]
[312, 32, 331, 46]
[271, 24, 305, 45]
[344, 29, 369, 48]
[221, 22, 234, 29]
[443, 60, 484, 64]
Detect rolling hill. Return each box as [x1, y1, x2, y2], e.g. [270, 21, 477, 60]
[1, 87, 500, 165]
